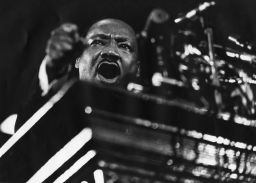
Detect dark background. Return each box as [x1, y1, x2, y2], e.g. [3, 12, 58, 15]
[1, 0, 256, 121]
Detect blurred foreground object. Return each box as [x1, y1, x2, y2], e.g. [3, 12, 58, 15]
[1, 81, 256, 182]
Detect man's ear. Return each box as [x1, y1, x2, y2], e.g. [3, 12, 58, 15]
[75, 57, 80, 68]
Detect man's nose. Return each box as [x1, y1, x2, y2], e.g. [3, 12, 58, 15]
[100, 48, 120, 61]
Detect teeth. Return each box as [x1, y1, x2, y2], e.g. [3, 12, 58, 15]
[98, 61, 118, 68]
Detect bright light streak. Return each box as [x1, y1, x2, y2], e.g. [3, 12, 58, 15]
[186, 10, 197, 18]
[53, 150, 96, 183]
[235, 142, 247, 149]
[203, 134, 217, 143]
[174, 18, 182, 23]
[0, 80, 75, 158]
[186, 130, 203, 139]
[94, 169, 104, 183]
[240, 54, 253, 62]
[27, 128, 92, 183]
[226, 51, 237, 58]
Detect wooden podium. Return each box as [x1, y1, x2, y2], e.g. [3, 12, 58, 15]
[1, 81, 256, 182]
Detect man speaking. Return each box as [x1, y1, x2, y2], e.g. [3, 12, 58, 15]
[0, 19, 140, 182]
[40, 19, 138, 96]
[0, 18, 139, 134]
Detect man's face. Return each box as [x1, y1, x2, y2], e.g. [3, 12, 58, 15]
[76, 19, 138, 86]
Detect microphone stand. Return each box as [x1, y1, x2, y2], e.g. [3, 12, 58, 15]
[200, 13, 224, 183]
[204, 27, 223, 112]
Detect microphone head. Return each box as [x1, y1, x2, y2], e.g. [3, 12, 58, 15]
[152, 72, 163, 87]
[150, 9, 169, 24]
[141, 9, 170, 38]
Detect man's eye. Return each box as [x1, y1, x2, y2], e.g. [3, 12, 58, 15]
[91, 40, 105, 46]
[119, 44, 131, 51]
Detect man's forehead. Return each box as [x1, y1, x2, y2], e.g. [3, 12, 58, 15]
[86, 19, 136, 40]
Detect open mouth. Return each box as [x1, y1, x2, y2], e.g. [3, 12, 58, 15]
[97, 60, 121, 83]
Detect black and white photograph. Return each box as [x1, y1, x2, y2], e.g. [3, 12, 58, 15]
[0, 0, 256, 182]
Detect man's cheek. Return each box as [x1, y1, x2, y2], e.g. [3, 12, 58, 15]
[121, 52, 133, 62]
[125, 56, 136, 68]
[81, 52, 96, 67]
[78, 66, 88, 80]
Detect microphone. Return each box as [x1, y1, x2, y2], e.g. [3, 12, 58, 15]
[141, 8, 170, 38]
[152, 72, 184, 87]
[174, 1, 216, 24]
[139, 9, 171, 80]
